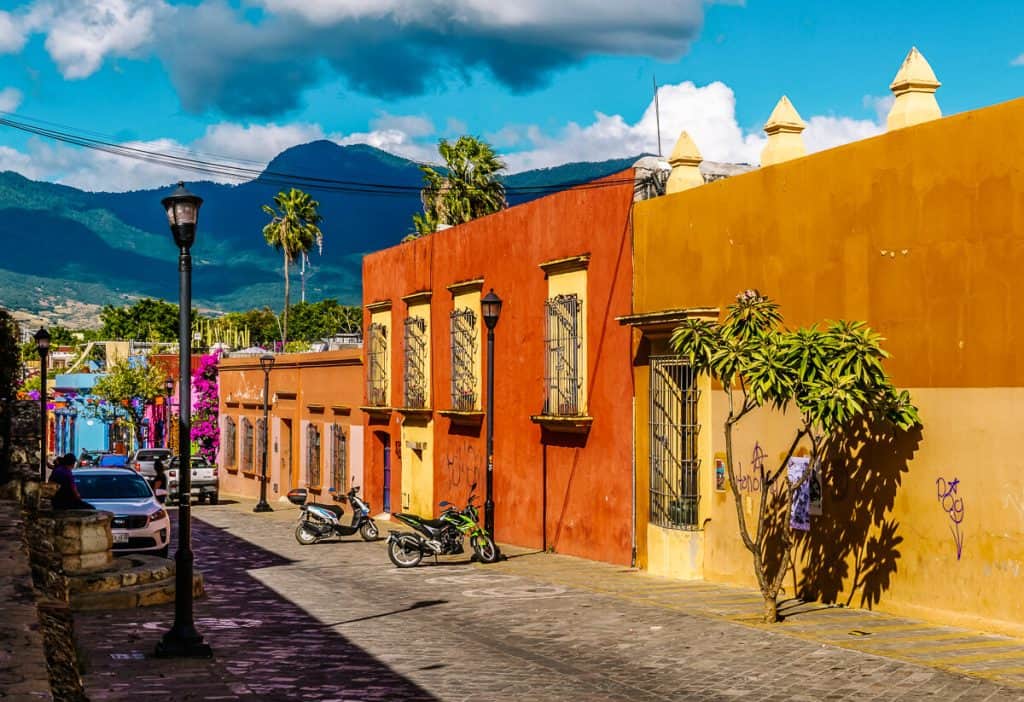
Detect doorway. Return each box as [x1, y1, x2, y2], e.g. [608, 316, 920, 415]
[281, 419, 294, 490]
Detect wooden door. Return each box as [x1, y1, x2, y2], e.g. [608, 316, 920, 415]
[281, 419, 294, 490]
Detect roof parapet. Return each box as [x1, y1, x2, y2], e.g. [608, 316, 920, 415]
[761, 96, 807, 166]
[886, 47, 942, 131]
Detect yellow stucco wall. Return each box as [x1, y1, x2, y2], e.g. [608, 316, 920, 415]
[547, 267, 589, 412]
[632, 97, 1024, 635]
[452, 289, 483, 409]
[400, 418, 434, 516]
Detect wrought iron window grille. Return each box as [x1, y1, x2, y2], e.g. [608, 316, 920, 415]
[649, 356, 701, 530]
[449, 308, 478, 410]
[223, 418, 236, 469]
[367, 322, 388, 406]
[307, 423, 321, 488]
[255, 418, 265, 472]
[241, 417, 253, 472]
[331, 424, 347, 492]
[543, 294, 583, 416]
[403, 316, 428, 408]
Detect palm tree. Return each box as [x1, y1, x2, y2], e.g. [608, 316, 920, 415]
[262, 188, 324, 346]
[410, 136, 506, 238]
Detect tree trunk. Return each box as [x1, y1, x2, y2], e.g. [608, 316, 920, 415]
[762, 594, 779, 623]
[282, 248, 290, 348]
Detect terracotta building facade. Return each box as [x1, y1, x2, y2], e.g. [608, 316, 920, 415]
[218, 350, 366, 506]
[361, 172, 640, 565]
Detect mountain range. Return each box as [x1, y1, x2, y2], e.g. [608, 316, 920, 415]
[0, 141, 638, 326]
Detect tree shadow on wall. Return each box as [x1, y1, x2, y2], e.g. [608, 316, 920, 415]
[794, 421, 923, 609]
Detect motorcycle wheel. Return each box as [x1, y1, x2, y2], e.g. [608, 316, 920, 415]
[471, 534, 500, 563]
[359, 520, 379, 541]
[388, 536, 423, 568]
[295, 523, 319, 546]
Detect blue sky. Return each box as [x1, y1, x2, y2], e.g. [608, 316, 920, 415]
[0, 0, 1021, 191]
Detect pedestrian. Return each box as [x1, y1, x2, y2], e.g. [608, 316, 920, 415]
[49, 453, 93, 510]
[152, 457, 169, 503]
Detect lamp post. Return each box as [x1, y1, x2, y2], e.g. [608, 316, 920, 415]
[163, 377, 174, 448]
[155, 182, 212, 659]
[254, 354, 275, 513]
[480, 289, 502, 537]
[34, 327, 50, 482]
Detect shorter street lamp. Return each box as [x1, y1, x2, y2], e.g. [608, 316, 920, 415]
[254, 354, 275, 513]
[34, 327, 51, 482]
[163, 377, 174, 448]
[480, 290, 502, 538]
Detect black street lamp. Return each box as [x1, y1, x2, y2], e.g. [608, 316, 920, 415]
[34, 327, 50, 482]
[163, 377, 174, 448]
[155, 182, 212, 659]
[480, 289, 502, 538]
[253, 354, 275, 513]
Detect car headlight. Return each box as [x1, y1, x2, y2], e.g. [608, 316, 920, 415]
[148, 509, 168, 524]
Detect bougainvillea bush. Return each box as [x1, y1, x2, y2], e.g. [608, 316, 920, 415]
[191, 352, 220, 464]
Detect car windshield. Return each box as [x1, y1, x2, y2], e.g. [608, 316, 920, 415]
[136, 450, 170, 460]
[75, 473, 153, 500]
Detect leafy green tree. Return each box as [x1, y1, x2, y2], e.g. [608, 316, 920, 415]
[286, 299, 364, 342]
[262, 189, 324, 346]
[92, 356, 167, 449]
[100, 299, 181, 341]
[670, 290, 919, 623]
[410, 136, 506, 238]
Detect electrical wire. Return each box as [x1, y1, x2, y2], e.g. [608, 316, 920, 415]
[0, 112, 646, 197]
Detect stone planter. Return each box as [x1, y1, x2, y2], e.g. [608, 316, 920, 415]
[50, 510, 114, 574]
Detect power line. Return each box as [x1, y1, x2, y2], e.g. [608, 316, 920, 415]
[0, 113, 645, 197]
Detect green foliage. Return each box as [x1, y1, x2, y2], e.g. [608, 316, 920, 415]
[262, 188, 325, 345]
[0, 310, 22, 401]
[669, 290, 919, 621]
[100, 298, 181, 341]
[287, 299, 363, 342]
[410, 136, 506, 238]
[217, 308, 280, 345]
[92, 356, 167, 447]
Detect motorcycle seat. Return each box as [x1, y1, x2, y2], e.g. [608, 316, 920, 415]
[394, 513, 447, 530]
[310, 503, 344, 518]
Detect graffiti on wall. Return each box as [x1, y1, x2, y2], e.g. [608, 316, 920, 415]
[936, 477, 965, 560]
[732, 443, 787, 499]
[441, 443, 482, 494]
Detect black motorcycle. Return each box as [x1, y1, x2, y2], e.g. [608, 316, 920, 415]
[288, 485, 379, 544]
[386, 484, 499, 567]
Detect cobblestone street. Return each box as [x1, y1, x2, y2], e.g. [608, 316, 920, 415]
[75, 499, 1024, 701]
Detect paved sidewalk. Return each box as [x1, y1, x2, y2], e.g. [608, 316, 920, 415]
[72, 495, 1024, 701]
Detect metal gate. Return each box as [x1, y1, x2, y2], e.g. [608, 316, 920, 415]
[649, 356, 700, 529]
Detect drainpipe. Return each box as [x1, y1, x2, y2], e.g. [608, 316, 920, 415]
[631, 394, 637, 567]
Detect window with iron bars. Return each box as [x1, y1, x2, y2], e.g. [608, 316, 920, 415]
[223, 417, 236, 469]
[543, 294, 583, 416]
[241, 417, 253, 472]
[255, 418, 266, 474]
[367, 322, 388, 406]
[307, 423, 321, 488]
[403, 316, 428, 408]
[449, 308, 478, 410]
[331, 424, 347, 493]
[649, 356, 701, 529]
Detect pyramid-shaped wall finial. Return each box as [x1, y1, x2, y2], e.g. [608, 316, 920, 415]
[666, 131, 704, 194]
[761, 96, 806, 166]
[886, 47, 941, 131]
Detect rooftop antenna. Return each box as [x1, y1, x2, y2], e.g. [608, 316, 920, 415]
[653, 74, 662, 157]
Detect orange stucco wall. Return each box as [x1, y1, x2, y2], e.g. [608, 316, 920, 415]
[632, 97, 1024, 634]
[218, 350, 364, 504]
[362, 172, 637, 565]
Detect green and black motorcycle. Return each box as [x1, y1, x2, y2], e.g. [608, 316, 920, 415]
[386, 484, 499, 567]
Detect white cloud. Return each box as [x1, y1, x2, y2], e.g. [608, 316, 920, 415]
[862, 94, 895, 123]
[500, 80, 882, 172]
[1012, 54, 1024, 67]
[334, 128, 438, 164]
[0, 11, 27, 53]
[16, 0, 168, 79]
[370, 113, 435, 138]
[193, 122, 327, 165]
[0, 87, 23, 113]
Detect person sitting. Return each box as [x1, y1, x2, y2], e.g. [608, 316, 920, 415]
[152, 458, 169, 503]
[49, 453, 94, 510]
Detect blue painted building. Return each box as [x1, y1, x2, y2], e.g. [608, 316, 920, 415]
[52, 373, 130, 457]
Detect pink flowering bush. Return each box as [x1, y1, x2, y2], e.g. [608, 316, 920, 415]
[190, 352, 220, 464]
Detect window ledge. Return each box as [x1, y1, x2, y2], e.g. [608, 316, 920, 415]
[396, 407, 433, 418]
[359, 405, 394, 415]
[225, 468, 239, 474]
[530, 414, 594, 433]
[438, 409, 484, 425]
[241, 471, 261, 480]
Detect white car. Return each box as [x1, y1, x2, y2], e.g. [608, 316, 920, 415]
[73, 468, 171, 558]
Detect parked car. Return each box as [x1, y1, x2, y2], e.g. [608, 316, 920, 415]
[130, 448, 173, 481]
[73, 468, 170, 558]
[98, 454, 129, 468]
[77, 449, 102, 467]
[167, 456, 219, 504]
